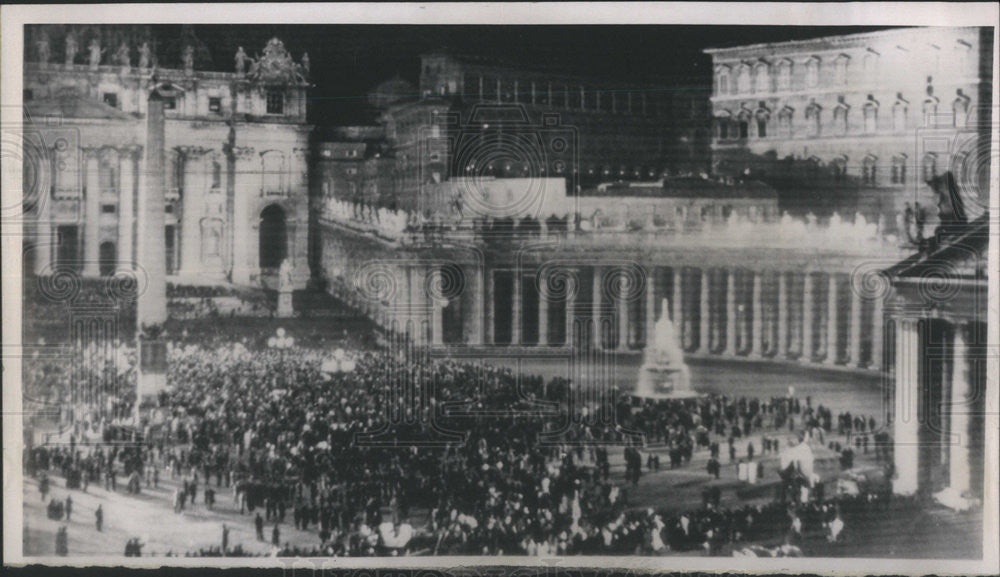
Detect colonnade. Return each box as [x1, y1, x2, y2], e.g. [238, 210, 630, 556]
[360, 262, 888, 372]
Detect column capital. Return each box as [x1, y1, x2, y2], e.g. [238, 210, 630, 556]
[232, 146, 256, 159]
[119, 145, 143, 161]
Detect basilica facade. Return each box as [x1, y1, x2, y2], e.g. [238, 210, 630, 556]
[22, 26, 312, 289]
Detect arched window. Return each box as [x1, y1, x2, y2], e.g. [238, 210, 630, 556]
[806, 157, 821, 181]
[834, 55, 850, 85]
[737, 65, 751, 94]
[832, 156, 848, 183]
[923, 97, 939, 124]
[891, 155, 907, 185]
[862, 155, 878, 185]
[805, 102, 822, 137]
[833, 102, 849, 136]
[716, 67, 730, 96]
[863, 100, 878, 134]
[777, 60, 792, 91]
[755, 108, 770, 138]
[893, 99, 908, 132]
[805, 57, 820, 88]
[922, 152, 937, 182]
[715, 111, 733, 140]
[953, 92, 971, 128]
[778, 106, 794, 138]
[862, 50, 879, 82]
[754, 62, 770, 93]
[736, 108, 751, 139]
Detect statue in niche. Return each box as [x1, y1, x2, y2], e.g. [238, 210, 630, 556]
[115, 42, 130, 68]
[300, 52, 310, 77]
[235, 46, 248, 75]
[36, 32, 51, 65]
[64, 31, 78, 66]
[182, 45, 194, 73]
[278, 258, 294, 292]
[88, 38, 104, 69]
[138, 42, 152, 69]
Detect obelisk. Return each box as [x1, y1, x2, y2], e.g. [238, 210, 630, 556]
[135, 81, 176, 423]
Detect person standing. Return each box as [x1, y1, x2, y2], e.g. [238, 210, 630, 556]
[95, 504, 103, 532]
[271, 522, 281, 547]
[255, 512, 265, 541]
[55, 526, 68, 556]
[64, 494, 73, 522]
[222, 524, 230, 554]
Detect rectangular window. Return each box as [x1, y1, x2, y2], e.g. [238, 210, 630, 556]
[103, 92, 118, 108]
[101, 204, 116, 214]
[266, 91, 284, 115]
[164, 96, 177, 110]
[209, 97, 222, 113]
[24, 89, 34, 101]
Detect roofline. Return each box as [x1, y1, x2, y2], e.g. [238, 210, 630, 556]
[703, 26, 983, 57]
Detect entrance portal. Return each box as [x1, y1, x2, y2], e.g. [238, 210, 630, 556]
[259, 204, 287, 271]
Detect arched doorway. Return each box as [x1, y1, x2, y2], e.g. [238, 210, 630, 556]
[99, 241, 117, 277]
[259, 204, 287, 270]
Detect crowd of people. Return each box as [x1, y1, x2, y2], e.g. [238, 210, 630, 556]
[22, 277, 894, 557]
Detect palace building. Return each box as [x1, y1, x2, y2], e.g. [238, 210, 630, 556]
[22, 25, 312, 288]
[705, 27, 993, 221]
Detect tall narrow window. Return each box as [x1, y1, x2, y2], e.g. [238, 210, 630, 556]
[862, 51, 879, 83]
[755, 108, 770, 138]
[737, 109, 751, 139]
[893, 99, 907, 132]
[717, 68, 730, 96]
[832, 157, 848, 183]
[922, 98, 939, 125]
[891, 155, 907, 185]
[211, 160, 221, 189]
[266, 90, 284, 115]
[863, 156, 878, 185]
[777, 60, 792, 91]
[863, 100, 878, 134]
[834, 55, 850, 85]
[805, 102, 821, 137]
[778, 107, 793, 138]
[922, 153, 937, 182]
[737, 65, 751, 94]
[953, 92, 970, 128]
[754, 63, 769, 93]
[834, 103, 849, 136]
[805, 57, 820, 88]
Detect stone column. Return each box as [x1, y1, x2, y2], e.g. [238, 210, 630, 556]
[849, 287, 863, 367]
[893, 318, 921, 496]
[178, 147, 207, 276]
[83, 149, 101, 276]
[117, 146, 137, 270]
[592, 266, 603, 350]
[511, 270, 522, 345]
[136, 87, 168, 327]
[871, 295, 885, 370]
[699, 268, 711, 353]
[946, 323, 972, 496]
[645, 266, 657, 347]
[485, 268, 495, 345]
[725, 269, 737, 356]
[469, 263, 484, 345]
[432, 293, 444, 346]
[538, 270, 549, 346]
[565, 269, 577, 347]
[617, 271, 629, 351]
[231, 147, 256, 285]
[825, 273, 839, 365]
[802, 272, 815, 362]
[751, 271, 764, 357]
[777, 271, 789, 358]
[672, 268, 683, 341]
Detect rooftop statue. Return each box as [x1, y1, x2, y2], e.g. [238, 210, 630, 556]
[36, 32, 51, 66]
[138, 42, 152, 69]
[88, 38, 104, 69]
[246, 38, 306, 85]
[235, 46, 248, 75]
[64, 31, 78, 66]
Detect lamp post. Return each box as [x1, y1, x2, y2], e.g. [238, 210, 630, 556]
[268, 328, 295, 385]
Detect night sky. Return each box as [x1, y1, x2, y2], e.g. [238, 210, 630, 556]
[55, 25, 900, 127]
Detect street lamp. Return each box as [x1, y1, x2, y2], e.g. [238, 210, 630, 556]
[268, 328, 295, 385]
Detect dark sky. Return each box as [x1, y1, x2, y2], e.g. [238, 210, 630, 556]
[165, 25, 898, 126]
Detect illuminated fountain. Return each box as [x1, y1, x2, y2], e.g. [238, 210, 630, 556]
[633, 299, 696, 400]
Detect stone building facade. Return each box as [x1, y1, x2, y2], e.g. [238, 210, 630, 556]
[23, 27, 312, 288]
[705, 27, 993, 221]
